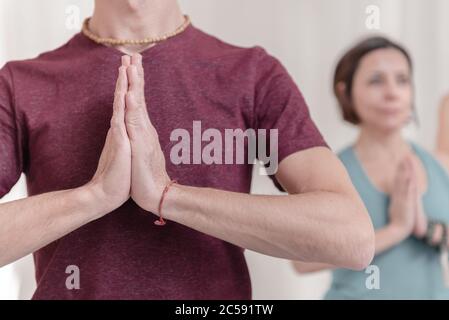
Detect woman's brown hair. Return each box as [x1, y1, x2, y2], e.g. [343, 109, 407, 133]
[333, 36, 414, 124]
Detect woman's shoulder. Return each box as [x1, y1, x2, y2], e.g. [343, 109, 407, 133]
[411, 142, 449, 175]
[337, 145, 355, 163]
[335, 145, 362, 177]
[434, 151, 449, 173]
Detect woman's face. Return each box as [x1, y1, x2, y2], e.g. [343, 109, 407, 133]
[351, 48, 413, 132]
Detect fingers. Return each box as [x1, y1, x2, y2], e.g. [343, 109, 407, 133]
[125, 91, 148, 131]
[120, 53, 145, 103]
[126, 53, 153, 128]
[131, 53, 144, 78]
[395, 157, 410, 192]
[404, 157, 416, 196]
[122, 55, 131, 68]
[405, 156, 420, 200]
[119, 53, 155, 138]
[408, 168, 417, 200]
[393, 155, 419, 203]
[127, 65, 142, 97]
[128, 53, 144, 94]
[111, 65, 128, 132]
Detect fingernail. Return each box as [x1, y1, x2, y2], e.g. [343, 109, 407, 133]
[131, 53, 142, 65]
[121, 55, 130, 66]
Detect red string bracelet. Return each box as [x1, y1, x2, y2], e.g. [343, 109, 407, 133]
[154, 179, 178, 226]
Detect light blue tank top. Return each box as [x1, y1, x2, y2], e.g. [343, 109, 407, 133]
[325, 142, 449, 299]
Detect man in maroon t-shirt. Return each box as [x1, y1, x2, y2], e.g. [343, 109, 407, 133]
[0, 0, 374, 299]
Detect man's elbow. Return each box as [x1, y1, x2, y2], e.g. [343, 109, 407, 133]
[349, 232, 375, 271]
[344, 210, 375, 271]
[292, 261, 315, 274]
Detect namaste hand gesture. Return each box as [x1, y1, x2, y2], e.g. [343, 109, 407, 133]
[88, 53, 171, 218]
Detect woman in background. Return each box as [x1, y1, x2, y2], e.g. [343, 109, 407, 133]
[293, 37, 449, 299]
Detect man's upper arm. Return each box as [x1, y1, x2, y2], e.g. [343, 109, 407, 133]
[253, 48, 329, 192]
[0, 63, 23, 198]
[274, 146, 357, 196]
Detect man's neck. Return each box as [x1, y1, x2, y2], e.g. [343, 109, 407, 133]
[89, 0, 184, 54]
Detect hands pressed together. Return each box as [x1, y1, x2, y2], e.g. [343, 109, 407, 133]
[388, 154, 449, 247]
[388, 155, 428, 240]
[87, 53, 172, 219]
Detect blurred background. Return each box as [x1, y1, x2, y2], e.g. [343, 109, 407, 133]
[0, 0, 448, 299]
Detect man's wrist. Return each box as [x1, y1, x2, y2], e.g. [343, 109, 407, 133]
[75, 183, 114, 220]
[160, 182, 187, 222]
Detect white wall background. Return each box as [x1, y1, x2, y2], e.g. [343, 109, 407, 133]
[0, 0, 448, 300]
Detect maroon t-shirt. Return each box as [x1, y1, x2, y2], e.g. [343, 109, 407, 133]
[0, 23, 328, 299]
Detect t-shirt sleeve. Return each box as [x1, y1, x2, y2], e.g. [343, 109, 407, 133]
[254, 48, 330, 192]
[0, 63, 24, 198]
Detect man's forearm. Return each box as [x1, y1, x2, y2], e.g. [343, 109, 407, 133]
[164, 184, 373, 270]
[0, 185, 107, 267]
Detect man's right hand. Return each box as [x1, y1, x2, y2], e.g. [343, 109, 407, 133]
[85, 65, 132, 214]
